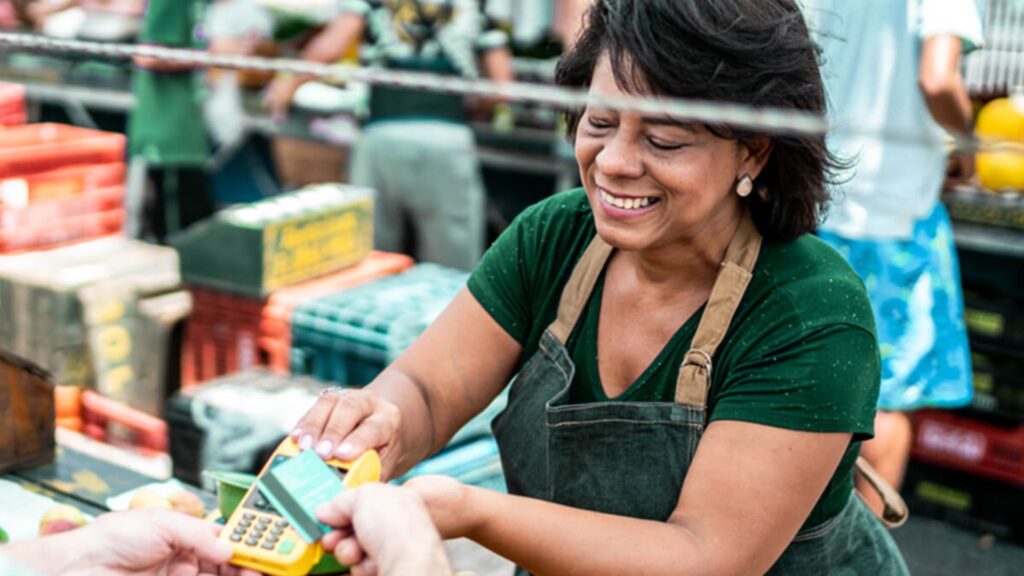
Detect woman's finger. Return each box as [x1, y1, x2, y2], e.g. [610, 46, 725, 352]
[333, 403, 400, 460]
[314, 391, 377, 458]
[292, 394, 345, 450]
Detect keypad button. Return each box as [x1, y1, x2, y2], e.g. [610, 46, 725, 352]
[239, 520, 252, 528]
[278, 540, 295, 555]
[275, 520, 289, 528]
[233, 527, 246, 535]
[230, 535, 242, 542]
[258, 516, 272, 524]
[245, 539, 258, 547]
[266, 535, 279, 543]
[271, 527, 284, 536]
[261, 542, 275, 550]
[243, 513, 255, 520]
[255, 499, 268, 509]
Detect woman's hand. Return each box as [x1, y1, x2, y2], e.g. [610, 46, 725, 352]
[291, 388, 403, 478]
[263, 74, 309, 122]
[402, 475, 481, 540]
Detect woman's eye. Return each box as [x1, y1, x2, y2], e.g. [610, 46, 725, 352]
[586, 117, 614, 129]
[647, 137, 687, 151]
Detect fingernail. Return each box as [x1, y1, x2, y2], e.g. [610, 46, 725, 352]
[315, 440, 333, 458]
[299, 434, 313, 451]
[336, 442, 355, 458]
[290, 428, 302, 439]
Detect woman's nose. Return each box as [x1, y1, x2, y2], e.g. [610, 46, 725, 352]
[594, 134, 645, 179]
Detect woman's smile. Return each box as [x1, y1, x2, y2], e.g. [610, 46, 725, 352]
[597, 186, 662, 218]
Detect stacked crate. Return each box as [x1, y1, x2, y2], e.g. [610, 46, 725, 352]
[173, 185, 415, 387]
[904, 239, 1024, 540]
[0, 237, 187, 449]
[0, 124, 126, 253]
[289, 263, 468, 385]
[0, 82, 26, 126]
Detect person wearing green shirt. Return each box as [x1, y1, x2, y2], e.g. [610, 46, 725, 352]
[289, 1, 909, 574]
[127, 0, 214, 242]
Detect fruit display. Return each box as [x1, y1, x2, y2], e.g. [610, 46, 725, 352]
[37, 504, 87, 536]
[976, 96, 1024, 193]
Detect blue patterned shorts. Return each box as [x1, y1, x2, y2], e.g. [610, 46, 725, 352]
[818, 204, 973, 411]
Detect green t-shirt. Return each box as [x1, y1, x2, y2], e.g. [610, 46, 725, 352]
[468, 188, 881, 529]
[128, 0, 209, 165]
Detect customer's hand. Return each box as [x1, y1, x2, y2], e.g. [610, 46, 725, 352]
[945, 151, 975, 190]
[317, 483, 451, 576]
[402, 475, 480, 539]
[11, 509, 260, 576]
[290, 388, 403, 478]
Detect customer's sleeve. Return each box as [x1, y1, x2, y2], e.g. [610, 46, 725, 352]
[918, 0, 985, 54]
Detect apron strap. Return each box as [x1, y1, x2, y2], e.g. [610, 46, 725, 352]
[548, 236, 614, 344]
[854, 456, 909, 528]
[675, 212, 762, 408]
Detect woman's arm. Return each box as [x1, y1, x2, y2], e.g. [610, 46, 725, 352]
[417, 421, 851, 576]
[918, 34, 973, 136]
[293, 289, 523, 478]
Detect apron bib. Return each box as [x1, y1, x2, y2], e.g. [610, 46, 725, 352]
[492, 214, 909, 574]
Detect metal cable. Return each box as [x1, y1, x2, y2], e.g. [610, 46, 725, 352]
[0, 32, 1022, 154]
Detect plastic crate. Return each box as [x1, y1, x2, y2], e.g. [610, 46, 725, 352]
[0, 162, 125, 204]
[912, 409, 1024, 486]
[290, 264, 468, 385]
[903, 459, 1024, 543]
[964, 289, 1024, 349]
[0, 207, 123, 253]
[0, 82, 25, 126]
[971, 344, 1024, 420]
[81, 390, 168, 455]
[181, 252, 414, 387]
[0, 124, 125, 178]
[1, 185, 123, 228]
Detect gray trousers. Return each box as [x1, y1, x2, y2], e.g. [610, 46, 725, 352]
[350, 121, 485, 271]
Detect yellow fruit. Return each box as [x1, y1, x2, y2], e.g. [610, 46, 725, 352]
[168, 490, 206, 518]
[38, 504, 87, 536]
[975, 97, 1024, 192]
[129, 488, 172, 510]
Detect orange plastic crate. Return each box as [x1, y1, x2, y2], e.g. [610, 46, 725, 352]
[0, 162, 125, 203]
[0, 124, 125, 178]
[81, 390, 168, 454]
[0, 82, 25, 127]
[0, 207, 123, 253]
[1, 186, 123, 228]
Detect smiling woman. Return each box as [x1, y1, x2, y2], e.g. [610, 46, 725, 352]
[288, 1, 910, 575]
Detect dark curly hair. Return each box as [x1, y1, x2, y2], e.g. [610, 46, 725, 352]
[556, 0, 841, 241]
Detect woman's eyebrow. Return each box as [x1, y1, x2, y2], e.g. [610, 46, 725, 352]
[642, 116, 699, 131]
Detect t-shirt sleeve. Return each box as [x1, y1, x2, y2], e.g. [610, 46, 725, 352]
[710, 291, 880, 441]
[467, 206, 539, 345]
[918, 0, 984, 54]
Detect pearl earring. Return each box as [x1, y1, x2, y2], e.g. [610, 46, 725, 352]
[736, 175, 753, 198]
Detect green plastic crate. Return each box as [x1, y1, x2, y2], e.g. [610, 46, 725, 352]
[290, 264, 468, 385]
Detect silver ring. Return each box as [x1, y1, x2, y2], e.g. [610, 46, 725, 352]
[320, 386, 351, 399]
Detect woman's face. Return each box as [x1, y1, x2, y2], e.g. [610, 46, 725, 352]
[575, 55, 767, 253]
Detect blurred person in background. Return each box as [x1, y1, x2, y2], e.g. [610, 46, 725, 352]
[264, 0, 514, 271]
[128, 0, 216, 243]
[801, 0, 983, 516]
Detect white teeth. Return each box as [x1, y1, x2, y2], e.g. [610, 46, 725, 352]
[601, 189, 654, 210]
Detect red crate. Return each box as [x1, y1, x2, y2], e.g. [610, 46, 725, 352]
[0, 124, 125, 178]
[0, 162, 125, 203]
[0, 207, 124, 253]
[912, 409, 1024, 486]
[0, 82, 25, 127]
[1, 186, 123, 228]
[181, 251, 414, 386]
[81, 390, 168, 454]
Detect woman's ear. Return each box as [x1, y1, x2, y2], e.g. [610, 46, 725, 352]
[741, 136, 773, 179]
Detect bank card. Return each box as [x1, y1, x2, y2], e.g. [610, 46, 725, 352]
[257, 449, 347, 543]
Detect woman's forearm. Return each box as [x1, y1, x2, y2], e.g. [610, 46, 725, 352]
[463, 488, 725, 576]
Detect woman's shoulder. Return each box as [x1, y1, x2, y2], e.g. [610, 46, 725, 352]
[750, 234, 874, 329]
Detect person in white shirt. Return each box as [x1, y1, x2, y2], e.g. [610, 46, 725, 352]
[801, 0, 983, 515]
